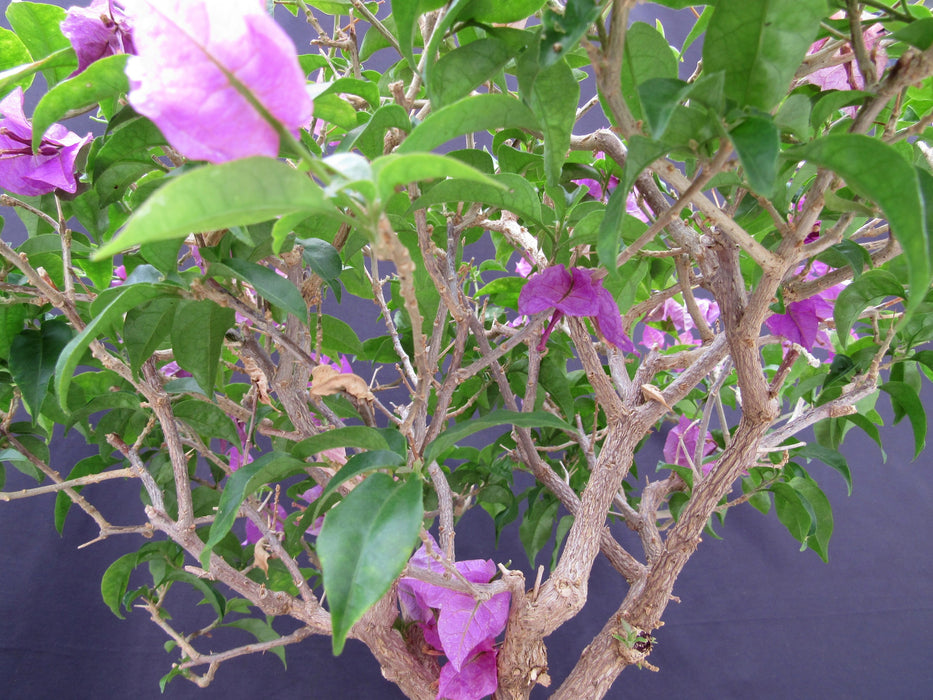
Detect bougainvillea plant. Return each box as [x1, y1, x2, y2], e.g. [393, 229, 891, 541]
[1, 0, 932, 698]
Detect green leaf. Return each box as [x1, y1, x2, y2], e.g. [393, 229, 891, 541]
[881, 382, 926, 459]
[621, 22, 678, 123]
[55, 284, 168, 409]
[519, 55, 578, 186]
[892, 17, 933, 50]
[5, 1, 73, 84]
[703, 0, 827, 111]
[298, 238, 342, 283]
[173, 399, 240, 445]
[0, 27, 35, 96]
[339, 103, 411, 160]
[0, 304, 31, 358]
[833, 269, 906, 344]
[519, 495, 558, 566]
[409, 172, 542, 224]
[292, 426, 394, 460]
[101, 541, 182, 618]
[0, 46, 75, 100]
[201, 452, 308, 567]
[54, 456, 114, 534]
[788, 476, 834, 562]
[211, 258, 307, 322]
[94, 158, 331, 259]
[771, 481, 811, 545]
[538, 0, 605, 67]
[424, 409, 573, 464]
[0, 447, 42, 483]
[798, 444, 852, 496]
[310, 449, 406, 521]
[9, 320, 73, 418]
[222, 618, 286, 667]
[170, 300, 234, 396]
[727, 114, 779, 197]
[123, 297, 179, 375]
[31, 54, 129, 151]
[429, 37, 511, 109]
[397, 94, 538, 154]
[461, 0, 545, 23]
[795, 134, 929, 308]
[310, 314, 363, 357]
[371, 152, 505, 202]
[319, 474, 423, 655]
[638, 78, 690, 140]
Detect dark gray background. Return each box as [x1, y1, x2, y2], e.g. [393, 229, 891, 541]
[1, 2, 931, 698]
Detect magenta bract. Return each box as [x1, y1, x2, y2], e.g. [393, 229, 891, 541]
[518, 264, 635, 352]
[663, 415, 717, 472]
[62, 0, 135, 76]
[122, 0, 312, 163]
[0, 88, 91, 197]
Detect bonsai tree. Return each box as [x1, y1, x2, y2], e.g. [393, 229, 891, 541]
[1, 0, 931, 697]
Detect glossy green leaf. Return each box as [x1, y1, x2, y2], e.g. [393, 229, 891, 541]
[703, 0, 827, 111]
[881, 382, 926, 459]
[794, 135, 928, 313]
[371, 152, 505, 202]
[0, 47, 75, 98]
[123, 297, 179, 375]
[310, 449, 406, 521]
[339, 103, 411, 160]
[519, 495, 558, 566]
[5, 1, 74, 84]
[538, 0, 605, 67]
[462, 0, 545, 22]
[101, 541, 182, 618]
[319, 474, 423, 655]
[0, 304, 31, 358]
[31, 54, 128, 151]
[0, 27, 34, 96]
[170, 299, 235, 396]
[10, 320, 73, 418]
[430, 37, 511, 109]
[789, 476, 833, 562]
[55, 284, 168, 409]
[398, 94, 538, 154]
[833, 269, 906, 345]
[92, 115, 167, 178]
[292, 426, 394, 460]
[798, 444, 852, 496]
[298, 238, 343, 284]
[638, 78, 690, 140]
[222, 618, 286, 667]
[54, 455, 113, 534]
[211, 258, 307, 322]
[310, 314, 363, 356]
[621, 22, 678, 123]
[519, 55, 578, 186]
[173, 399, 240, 445]
[201, 452, 309, 567]
[771, 481, 811, 545]
[424, 409, 573, 464]
[409, 173, 543, 224]
[727, 114, 779, 196]
[94, 158, 330, 259]
[892, 17, 933, 50]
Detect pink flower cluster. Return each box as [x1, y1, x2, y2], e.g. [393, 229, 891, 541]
[663, 415, 718, 474]
[0, 88, 91, 196]
[398, 538, 510, 700]
[641, 297, 720, 351]
[765, 260, 845, 357]
[518, 264, 636, 353]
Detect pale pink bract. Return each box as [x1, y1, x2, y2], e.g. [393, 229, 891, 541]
[122, 0, 312, 163]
